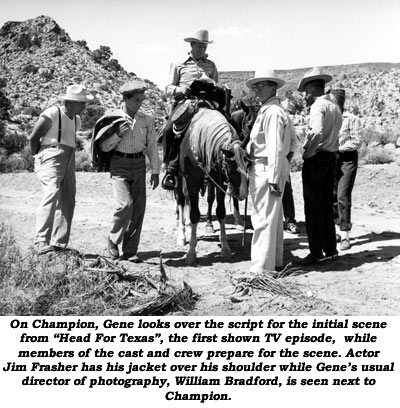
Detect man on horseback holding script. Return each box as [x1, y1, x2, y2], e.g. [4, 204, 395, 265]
[161, 29, 220, 190]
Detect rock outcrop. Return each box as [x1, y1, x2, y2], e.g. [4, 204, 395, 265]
[0, 15, 166, 130]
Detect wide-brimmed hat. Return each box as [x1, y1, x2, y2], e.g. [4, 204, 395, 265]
[297, 67, 332, 92]
[59, 84, 93, 102]
[184, 29, 214, 44]
[245, 68, 286, 89]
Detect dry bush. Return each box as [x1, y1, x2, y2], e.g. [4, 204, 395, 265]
[364, 148, 393, 165]
[0, 224, 197, 316]
[75, 150, 93, 172]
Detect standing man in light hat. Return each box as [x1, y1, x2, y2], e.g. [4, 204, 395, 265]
[245, 68, 292, 274]
[297, 67, 342, 265]
[29, 84, 92, 254]
[102, 80, 160, 263]
[162, 29, 219, 189]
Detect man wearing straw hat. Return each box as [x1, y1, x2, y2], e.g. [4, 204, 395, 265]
[296, 67, 342, 265]
[29, 84, 92, 255]
[162, 29, 219, 190]
[245, 68, 292, 274]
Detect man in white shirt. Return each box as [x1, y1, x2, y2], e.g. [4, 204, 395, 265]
[29, 84, 92, 255]
[245, 68, 291, 274]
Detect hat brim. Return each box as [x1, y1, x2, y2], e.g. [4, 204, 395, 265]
[246, 76, 286, 90]
[184, 37, 214, 44]
[297, 74, 332, 92]
[59, 95, 94, 102]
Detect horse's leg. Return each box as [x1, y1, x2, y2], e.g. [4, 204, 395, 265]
[232, 197, 244, 230]
[205, 181, 215, 234]
[185, 178, 201, 266]
[186, 219, 198, 265]
[216, 185, 232, 259]
[175, 179, 186, 246]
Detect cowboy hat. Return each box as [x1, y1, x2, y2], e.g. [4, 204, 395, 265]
[59, 84, 93, 102]
[297, 67, 332, 92]
[245, 68, 286, 89]
[184, 29, 214, 44]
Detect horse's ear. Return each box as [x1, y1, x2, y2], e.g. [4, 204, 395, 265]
[240, 101, 249, 114]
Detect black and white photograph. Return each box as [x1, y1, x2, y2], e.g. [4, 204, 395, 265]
[0, 0, 399, 406]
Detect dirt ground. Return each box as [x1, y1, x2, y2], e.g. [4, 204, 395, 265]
[1, 162, 400, 316]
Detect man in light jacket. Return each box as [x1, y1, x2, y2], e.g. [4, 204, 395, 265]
[246, 68, 291, 274]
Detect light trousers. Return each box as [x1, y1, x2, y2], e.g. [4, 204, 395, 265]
[249, 160, 287, 272]
[34, 145, 76, 248]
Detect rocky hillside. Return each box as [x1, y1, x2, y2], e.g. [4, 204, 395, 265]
[220, 63, 400, 132]
[0, 15, 166, 129]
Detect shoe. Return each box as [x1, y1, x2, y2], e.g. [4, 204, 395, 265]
[284, 222, 299, 234]
[122, 253, 142, 263]
[340, 239, 350, 251]
[161, 173, 178, 190]
[295, 253, 323, 266]
[107, 237, 119, 259]
[35, 242, 54, 255]
[320, 253, 338, 262]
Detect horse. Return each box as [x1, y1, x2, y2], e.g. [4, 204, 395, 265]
[174, 107, 249, 265]
[204, 101, 260, 234]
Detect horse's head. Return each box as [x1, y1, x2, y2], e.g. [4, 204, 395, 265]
[221, 140, 249, 201]
[231, 101, 260, 149]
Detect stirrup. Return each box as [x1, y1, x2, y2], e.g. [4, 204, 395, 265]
[162, 174, 178, 190]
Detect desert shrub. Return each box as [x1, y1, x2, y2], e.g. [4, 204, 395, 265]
[76, 40, 89, 50]
[22, 64, 39, 74]
[0, 224, 196, 315]
[92, 45, 112, 64]
[52, 47, 64, 57]
[80, 101, 105, 131]
[0, 223, 122, 315]
[0, 129, 28, 154]
[0, 120, 5, 139]
[75, 150, 93, 172]
[364, 148, 393, 164]
[107, 58, 123, 72]
[0, 150, 32, 173]
[361, 127, 398, 146]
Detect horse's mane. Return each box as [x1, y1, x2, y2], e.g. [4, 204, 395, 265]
[187, 108, 239, 171]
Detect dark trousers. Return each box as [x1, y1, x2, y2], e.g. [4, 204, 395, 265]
[333, 150, 358, 231]
[302, 151, 337, 258]
[162, 118, 179, 174]
[282, 175, 296, 223]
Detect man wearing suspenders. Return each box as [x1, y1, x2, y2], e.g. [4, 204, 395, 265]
[29, 84, 92, 255]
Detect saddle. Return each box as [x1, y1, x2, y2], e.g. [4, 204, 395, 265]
[170, 81, 231, 136]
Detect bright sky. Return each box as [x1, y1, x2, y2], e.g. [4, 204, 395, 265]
[1, 0, 399, 89]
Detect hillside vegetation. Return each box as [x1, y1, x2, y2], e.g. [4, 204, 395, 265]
[0, 15, 399, 173]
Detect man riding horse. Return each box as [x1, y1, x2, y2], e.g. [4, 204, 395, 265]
[162, 29, 228, 190]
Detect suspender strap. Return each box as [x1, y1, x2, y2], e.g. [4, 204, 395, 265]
[57, 107, 77, 144]
[57, 107, 62, 143]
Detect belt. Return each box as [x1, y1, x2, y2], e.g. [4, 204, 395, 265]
[114, 151, 143, 159]
[39, 143, 60, 152]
